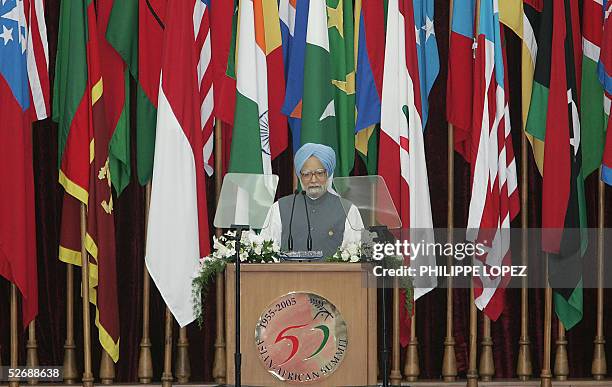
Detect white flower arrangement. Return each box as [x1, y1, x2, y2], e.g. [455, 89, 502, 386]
[326, 241, 363, 263]
[192, 230, 281, 325]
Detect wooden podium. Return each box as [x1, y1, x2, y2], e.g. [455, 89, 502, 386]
[225, 263, 377, 386]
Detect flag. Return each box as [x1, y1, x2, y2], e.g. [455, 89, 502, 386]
[601, 0, 612, 185]
[280, 0, 308, 153]
[537, 0, 586, 330]
[300, 0, 355, 177]
[0, 0, 49, 328]
[146, 0, 212, 327]
[467, 0, 519, 320]
[354, 0, 384, 175]
[53, 0, 120, 361]
[380, 0, 437, 346]
[106, 0, 167, 186]
[446, 0, 475, 160]
[229, 0, 287, 174]
[100, 0, 131, 195]
[413, 0, 439, 127]
[499, 0, 545, 174]
[580, 0, 606, 177]
[214, 0, 238, 126]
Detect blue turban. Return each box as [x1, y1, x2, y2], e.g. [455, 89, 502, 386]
[294, 143, 336, 176]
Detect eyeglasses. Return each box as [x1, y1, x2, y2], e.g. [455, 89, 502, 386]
[300, 169, 327, 180]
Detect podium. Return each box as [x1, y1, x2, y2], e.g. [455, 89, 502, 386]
[225, 263, 377, 386]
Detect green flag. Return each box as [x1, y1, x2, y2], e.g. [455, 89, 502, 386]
[301, 0, 355, 177]
[107, 0, 166, 186]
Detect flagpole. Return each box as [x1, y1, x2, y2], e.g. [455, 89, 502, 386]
[212, 119, 227, 384]
[161, 307, 174, 387]
[554, 322, 568, 379]
[479, 317, 494, 380]
[63, 264, 78, 383]
[467, 1, 480, 386]
[466, 282, 479, 387]
[176, 327, 190, 382]
[517, 124, 532, 380]
[138, 183, 154, 383]
[443, 0, 457, 379]
[390, 278, 402, 385]
[80, 203, 94, 387]
[404, 307, 419, 381]
[9, 284, 18, 387]
[26, 320, 39, 385]
[100, 348, 115, 384]
[591, 176, 606, 379]
[541, 254, 553, 387]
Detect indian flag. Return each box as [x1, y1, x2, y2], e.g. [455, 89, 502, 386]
[229, 0, 285, 174]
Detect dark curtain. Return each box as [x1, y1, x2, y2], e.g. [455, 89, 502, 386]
[1, 0, 611, 382]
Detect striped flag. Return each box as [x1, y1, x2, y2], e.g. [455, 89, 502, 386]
[0, 0, 49, 327]
[446, 0, 475, 160]
[229, 0, 286, 174]
[467, 0, 519, 320]
[579, 0, 606, 178]
[146, 0, 212, 327]
[380, 0, 437, 346]
[354, 0, 384, 174]
[26, 0, 50, 120]
[53, 0, 120, 361]
[280, 0, 308, 153]
[499, 0, 545, 174]
[195, 0, 215, 174]
[601, 0, 612, 184]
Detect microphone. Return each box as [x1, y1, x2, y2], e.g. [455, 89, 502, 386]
[287, 189, 300, 251]
[301, 190, 313, 251]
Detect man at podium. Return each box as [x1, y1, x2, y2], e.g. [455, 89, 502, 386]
[260, 143, 364, 256]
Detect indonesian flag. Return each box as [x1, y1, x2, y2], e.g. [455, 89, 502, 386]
[379, 0, 437, 346]
[146, 0, 212, 326]
[467, 0, 519, 320]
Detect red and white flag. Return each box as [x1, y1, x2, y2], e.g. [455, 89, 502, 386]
[146, 0, 212, 326]
[467, 0, 519, 320]
[379, 0, 437, 346]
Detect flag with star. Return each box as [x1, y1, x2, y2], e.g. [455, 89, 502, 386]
[413, 0, 439, 127]
[53, 0, 120, 361]
[0, 0, 49, 328]
[301, 0, 355, 177]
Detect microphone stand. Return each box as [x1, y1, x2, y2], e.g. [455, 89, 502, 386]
[301, 191, 313, 251]
[287, 190, 300, 250]
[230, 224, 249, 387]
[369, 225, 395, 387]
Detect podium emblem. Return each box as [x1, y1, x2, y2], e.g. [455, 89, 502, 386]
[255, 292, 348, 383]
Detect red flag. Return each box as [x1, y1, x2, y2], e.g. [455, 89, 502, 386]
[54, 0, 120, 361]
[0, 0, 49, 327]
